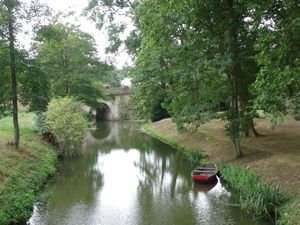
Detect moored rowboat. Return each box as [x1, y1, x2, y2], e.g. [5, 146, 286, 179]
[191, 164, 218, 182]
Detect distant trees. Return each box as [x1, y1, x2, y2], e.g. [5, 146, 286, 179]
[33, 21, 105, 108]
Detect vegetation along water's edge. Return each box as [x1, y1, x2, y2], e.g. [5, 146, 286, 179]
[0, 112, 57, 225]
[143, 118, 300, 225]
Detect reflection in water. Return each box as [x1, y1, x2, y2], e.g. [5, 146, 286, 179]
[192, 178, 218, 192]
[28, 122, 272, 225]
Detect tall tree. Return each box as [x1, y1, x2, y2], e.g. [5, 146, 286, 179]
[0, 0, 20, 147]
[33, 20, 107, 108]
[0, 41, 11, 118]
[131, 0, 265, 157]
[0, 0, 50, 147]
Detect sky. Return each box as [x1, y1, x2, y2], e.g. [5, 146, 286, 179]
[20, 0, 133, 69]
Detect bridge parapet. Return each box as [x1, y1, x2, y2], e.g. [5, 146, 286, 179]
[103, 87, 133, 95]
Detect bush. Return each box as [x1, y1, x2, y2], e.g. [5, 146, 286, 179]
[45, 97, 88, 156]
[0, 172, 36, 223]
[34, 112, 48, 134]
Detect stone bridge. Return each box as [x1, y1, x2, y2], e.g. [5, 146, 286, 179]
[83, 87, 133, 121]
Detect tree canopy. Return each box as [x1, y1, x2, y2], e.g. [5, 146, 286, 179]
[98, 0, 300, 157]
[33, 20, 109, 108]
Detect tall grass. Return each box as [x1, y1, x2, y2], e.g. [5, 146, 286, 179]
[219, 163, 284, 219]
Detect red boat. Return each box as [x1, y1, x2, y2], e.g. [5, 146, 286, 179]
[191, 164, 218, 182]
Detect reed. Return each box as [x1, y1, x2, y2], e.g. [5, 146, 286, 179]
[219, 163, 284, 219]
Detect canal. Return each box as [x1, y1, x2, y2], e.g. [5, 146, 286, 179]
[28, 122, 272, 225]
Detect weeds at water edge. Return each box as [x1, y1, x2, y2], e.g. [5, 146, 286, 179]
[218, 163, 284, 219]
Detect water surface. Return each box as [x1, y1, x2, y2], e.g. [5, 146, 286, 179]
[28, 122, 272, 225]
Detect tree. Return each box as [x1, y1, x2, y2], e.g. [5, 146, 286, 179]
[33, 20, 107, 108]
[0, 0, 50, 147]
[0, 41, 11, 118]
[84, 0, 141, 59]
[86, 0, 298, 158]
[252, 0, 300, 122]
[131, 0, 268, 157]
[18, 58, 51, 112]
[0, 0, 21, 147]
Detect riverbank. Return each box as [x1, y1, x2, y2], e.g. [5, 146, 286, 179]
[0, 112, 57, 225]
[144, 118, 300, 225]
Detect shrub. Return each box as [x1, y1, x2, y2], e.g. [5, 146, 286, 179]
[119, 101, 132, 120]
[34, 112, 48, 134]
[45, 97, 88, 156]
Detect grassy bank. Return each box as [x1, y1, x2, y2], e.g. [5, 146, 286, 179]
[0, 112, 57, 224]
[144, 118, 300, 225]
[143, 123, 202, 162]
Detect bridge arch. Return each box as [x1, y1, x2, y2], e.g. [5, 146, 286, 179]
[83, 88, 132, 121]
[96, 102, 110, 121]
[96, 98, 120, 121]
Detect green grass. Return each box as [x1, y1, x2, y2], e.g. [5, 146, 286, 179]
[277, 199, 300, 225]
[218, 163, 284, 219]
[143, 123, 202, 163]
[0, 112, 57, 225]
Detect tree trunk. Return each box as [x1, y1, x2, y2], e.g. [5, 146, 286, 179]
[8, 18, 20, 148]
[232, 73, 242, 157]
[225, 0, 242, 158]
[250, 119, 259, 137]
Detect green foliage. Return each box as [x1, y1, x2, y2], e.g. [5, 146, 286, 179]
[19, 59, 51, 112]
[34, 112, 48, 134]
[1, 172, 36, 223]
[119, 100, 133, 120]
[102, 66, 132, 87]
[84, 0, 140, 56]
[45, 97, 88, 156]
[294, 114, 300, 121]
[278, 199, 300, 225]
[0, 112, 56, 225]
[251, 0, 300, 124]
[34, 19, 109, 108]
[150, 90, 170, 122]
[219, 163, 284, 218]
[0, 42, 11, 119]
[0, 154, 56, 225]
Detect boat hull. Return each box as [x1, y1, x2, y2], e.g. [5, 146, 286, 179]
[192, 174, 216, 182]
[191, 164, 218, 183]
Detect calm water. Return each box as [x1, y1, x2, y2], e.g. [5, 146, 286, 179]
[28, 122, 272, 225]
